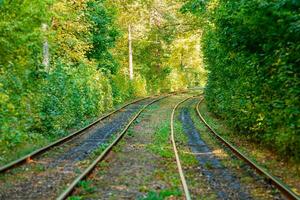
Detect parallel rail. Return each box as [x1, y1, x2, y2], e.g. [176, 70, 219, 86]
[57, 95, 169, 200]
[196, 98, 300, 200]
[170, 96, 193, 200]
[0, 97, 150, 173]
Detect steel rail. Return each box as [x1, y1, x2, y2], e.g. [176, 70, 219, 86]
[57, 95, 170, 200]
[196, 98, 300, 200]
[170, 96, 193, 200]
[0, 97, 150, 173]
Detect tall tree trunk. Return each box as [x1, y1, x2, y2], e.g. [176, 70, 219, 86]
[128, 25, 133, 80]
[42, 23, 49, 71]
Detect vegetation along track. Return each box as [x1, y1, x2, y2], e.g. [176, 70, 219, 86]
[195, 98, 300, 200]
[0, 96, 167, 200]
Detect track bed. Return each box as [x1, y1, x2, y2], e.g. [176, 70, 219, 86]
[0, 98, 154, 200]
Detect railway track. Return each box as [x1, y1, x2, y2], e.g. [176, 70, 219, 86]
[2, 93, 296, 200]
[0, 95, 168, 200]
[56, 95, 168, 200]
[0, 97, 149, 173]
[171, 96, 299, 200]
[195, 98, 300, 200]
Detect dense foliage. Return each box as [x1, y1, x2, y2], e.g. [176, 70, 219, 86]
[183, 0, 300, 159]
[110, 0, 204, 93]
[1, 0, 50, 149]
[0, 0, 122, 161]
[0, 0, 204, 163]
[86, 0, 119, 74]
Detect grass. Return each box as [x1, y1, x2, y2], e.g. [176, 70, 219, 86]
[68, 180, 97, 200]
[146, 123, 174, 159]
[146, 120, 183, 191]
[139, 189, 182, 200]
[68, 196, 82, 200]
[78, 180, 96, 193]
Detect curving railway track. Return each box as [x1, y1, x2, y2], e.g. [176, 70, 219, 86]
[56, 95, 168, 200]
[1, 92, 299, 200]
[0, 97, 149, 173]
[0, 95, 168, 200]
[170, 96, 299, 200]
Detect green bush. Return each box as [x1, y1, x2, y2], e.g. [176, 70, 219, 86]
[183, 0, 300, 160]
[0, 0, 150, 160]
[37, 62, 113, 136]
[0, 0, 116, 158]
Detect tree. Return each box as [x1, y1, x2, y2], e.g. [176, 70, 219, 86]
[183, 0, 300, 160]
[86, 0, 119, 74]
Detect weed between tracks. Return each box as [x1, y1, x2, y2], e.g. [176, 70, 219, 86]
[146, 123, 173, 159]
[139, 188, 181, 200]
[144, 121, 183, 192]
